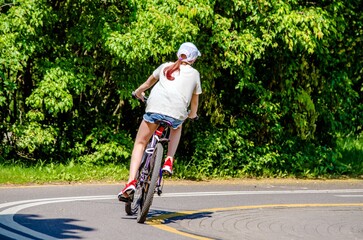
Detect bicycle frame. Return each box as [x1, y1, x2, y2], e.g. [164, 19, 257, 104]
[139, 120, 171, 196]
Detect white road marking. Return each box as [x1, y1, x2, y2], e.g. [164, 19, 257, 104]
[160, 189, 363, 197]
[335, 195, 363, 198]
[0, 196, 115, 240]
[1, 189, 363, 239]
[0, 195, 115, 210]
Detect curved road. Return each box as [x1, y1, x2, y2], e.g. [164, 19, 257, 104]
[1, 179, 363, 240]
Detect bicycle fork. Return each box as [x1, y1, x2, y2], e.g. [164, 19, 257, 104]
[156, 169, 164, 196]
[140, 154, 164, 196]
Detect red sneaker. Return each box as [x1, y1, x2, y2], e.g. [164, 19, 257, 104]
[118, 180, 137, 202]
[162, 157, 173, 175]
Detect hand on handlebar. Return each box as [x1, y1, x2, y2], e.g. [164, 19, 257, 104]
[132, 91, 147, 102]
[189, 115, 199, 121]
[188, 112, 199, 121]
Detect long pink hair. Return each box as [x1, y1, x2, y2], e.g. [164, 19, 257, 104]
[163, 56, 186, 80]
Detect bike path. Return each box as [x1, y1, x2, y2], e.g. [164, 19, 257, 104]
[0, 179, 362, 240]
[148, 180, 363, 240]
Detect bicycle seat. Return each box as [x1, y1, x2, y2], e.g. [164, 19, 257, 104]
[155, 120, 172, 127]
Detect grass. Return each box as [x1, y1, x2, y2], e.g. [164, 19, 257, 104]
[0, 134, 362, 185]
[337, 133, 363, 177]
[0, 161, 129, 185]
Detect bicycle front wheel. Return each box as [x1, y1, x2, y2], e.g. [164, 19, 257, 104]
[137, 142, 163, 223]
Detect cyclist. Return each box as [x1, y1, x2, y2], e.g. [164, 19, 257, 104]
[118, 42, 202, 202]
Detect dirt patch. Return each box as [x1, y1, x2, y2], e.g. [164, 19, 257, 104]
[1, 178, 362, 188]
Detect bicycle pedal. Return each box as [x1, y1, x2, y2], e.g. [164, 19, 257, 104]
[157, 189, 162, 196]
[118, 191, 134, 203]
[162, 170, 173, 176]
[118, 194, 130, 203]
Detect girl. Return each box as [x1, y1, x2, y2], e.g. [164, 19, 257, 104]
[118, 42, 202, 202]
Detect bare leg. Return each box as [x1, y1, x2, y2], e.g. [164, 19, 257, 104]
[128, 120, 158, 183]
[166, 125, 182, 162]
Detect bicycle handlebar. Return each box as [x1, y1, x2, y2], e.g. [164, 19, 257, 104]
[189, 114, 199, 121]
[132, 91, 148, 102]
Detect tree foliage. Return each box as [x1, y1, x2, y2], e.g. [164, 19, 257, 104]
[1, 0, 362, 177]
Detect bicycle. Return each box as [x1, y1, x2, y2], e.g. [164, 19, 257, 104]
[119, 92, 197, 223]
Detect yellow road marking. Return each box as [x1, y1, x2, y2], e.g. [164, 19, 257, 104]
[147, 203, 363, 240]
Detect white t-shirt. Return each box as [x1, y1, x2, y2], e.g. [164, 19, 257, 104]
[145, 62, 202, 120]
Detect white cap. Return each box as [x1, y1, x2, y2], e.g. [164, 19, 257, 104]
[177, 42, 201, 63]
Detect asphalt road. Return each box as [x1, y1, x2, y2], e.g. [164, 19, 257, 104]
[1, 179, 363, 240]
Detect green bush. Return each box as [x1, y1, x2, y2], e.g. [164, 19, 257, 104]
[1, 0, 362, 179]
[76, 127, 133, 166]
[189, 119, 352, 178]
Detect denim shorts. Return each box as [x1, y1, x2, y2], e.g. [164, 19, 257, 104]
[143, 112, 184, 129]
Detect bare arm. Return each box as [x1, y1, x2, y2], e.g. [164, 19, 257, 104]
[188, 93, 199, 119]
[134, 74, 158, 100]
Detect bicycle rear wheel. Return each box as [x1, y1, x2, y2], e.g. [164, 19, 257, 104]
[137, 142, 163, 223]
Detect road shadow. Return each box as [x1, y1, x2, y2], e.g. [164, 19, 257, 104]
[0, 214, 94, 239]
[121, 208, 213, 225]
[147, 209, 213, 224]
